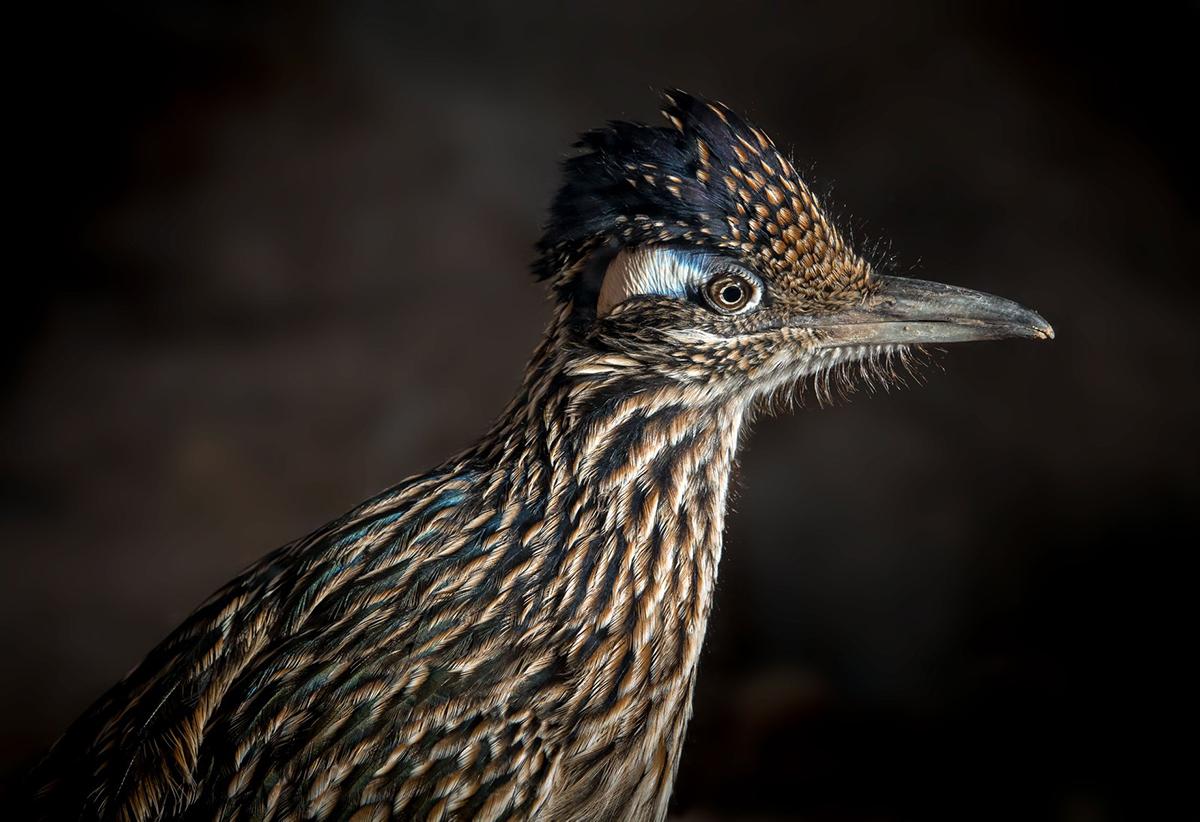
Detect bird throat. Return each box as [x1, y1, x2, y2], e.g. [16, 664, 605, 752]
[452, 314, 746, 812]
[470, 316, 744, 660]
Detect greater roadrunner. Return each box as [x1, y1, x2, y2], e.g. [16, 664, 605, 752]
[28, 91, 1052, 821]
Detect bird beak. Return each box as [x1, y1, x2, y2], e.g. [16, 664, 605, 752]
[812, 275, 1054, 346]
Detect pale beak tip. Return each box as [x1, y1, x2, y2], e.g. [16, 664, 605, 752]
[1029, 313, 1055, 341]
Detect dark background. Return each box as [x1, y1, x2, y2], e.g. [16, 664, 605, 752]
[3, 2, 1196, 819]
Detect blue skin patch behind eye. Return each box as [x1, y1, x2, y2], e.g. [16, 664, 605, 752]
[597, 246, 762, 315]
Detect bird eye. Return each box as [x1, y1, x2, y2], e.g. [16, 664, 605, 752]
[704, 273, 757, 314]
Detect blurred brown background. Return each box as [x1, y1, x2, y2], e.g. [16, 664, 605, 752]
[3, 2, 1196, 819]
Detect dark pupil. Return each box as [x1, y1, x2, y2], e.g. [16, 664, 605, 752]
[720, 283, 743, 305]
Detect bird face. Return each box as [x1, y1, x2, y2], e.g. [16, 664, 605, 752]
[537, 91, 1052, 404]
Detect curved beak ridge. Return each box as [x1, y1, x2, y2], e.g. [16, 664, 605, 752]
[813, 276, 1054, 346]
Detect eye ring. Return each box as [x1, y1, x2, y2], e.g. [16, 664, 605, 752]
[704, 273, 758, 314]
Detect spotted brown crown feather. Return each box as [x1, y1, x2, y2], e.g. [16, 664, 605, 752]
[535, 90, 872, 307]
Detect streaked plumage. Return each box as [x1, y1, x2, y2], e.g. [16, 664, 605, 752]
[27, 91, 1052, 821]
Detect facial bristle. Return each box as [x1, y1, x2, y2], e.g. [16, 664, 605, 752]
[751, 344, 933, 418]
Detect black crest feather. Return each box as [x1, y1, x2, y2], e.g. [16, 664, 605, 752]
[535, 91, 766, 280]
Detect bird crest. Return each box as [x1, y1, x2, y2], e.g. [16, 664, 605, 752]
[536, 89, 871, 308]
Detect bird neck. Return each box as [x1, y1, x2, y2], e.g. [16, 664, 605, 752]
[463, 310, 745, 684]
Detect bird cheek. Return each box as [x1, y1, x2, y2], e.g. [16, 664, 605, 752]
[741, 332, 817, 383]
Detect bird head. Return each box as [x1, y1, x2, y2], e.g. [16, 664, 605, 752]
[535, 90, 1052, 406]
